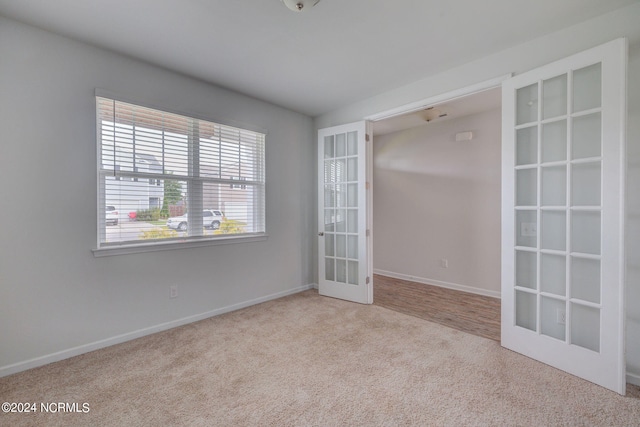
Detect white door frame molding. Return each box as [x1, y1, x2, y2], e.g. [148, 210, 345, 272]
[365, 74, 512, 123]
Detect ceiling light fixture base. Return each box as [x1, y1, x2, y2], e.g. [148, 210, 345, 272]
[281, 0, 321, 12]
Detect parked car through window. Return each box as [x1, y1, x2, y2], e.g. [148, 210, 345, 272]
[106, 206, 119, 226]
[166, 210, 223, 231]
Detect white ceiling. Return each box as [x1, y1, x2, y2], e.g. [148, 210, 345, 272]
[0, 0, 636, 117]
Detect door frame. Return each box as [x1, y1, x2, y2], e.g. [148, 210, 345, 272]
[362, 74, 511, 291]
[365, 74, 512, 122]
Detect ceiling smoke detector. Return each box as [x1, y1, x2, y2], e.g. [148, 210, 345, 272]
[423, 107, 448, 122]
[281, 0, 321, 12]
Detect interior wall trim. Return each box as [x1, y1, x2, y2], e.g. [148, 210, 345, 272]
[364, 74, 511, 123]
[373, 269, 501, 299]
[627, 372, 640, 387]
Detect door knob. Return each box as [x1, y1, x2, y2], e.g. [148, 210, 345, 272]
[318, 232, 324, 236]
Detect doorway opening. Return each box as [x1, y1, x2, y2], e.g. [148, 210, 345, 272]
[369, 87, 503, 340]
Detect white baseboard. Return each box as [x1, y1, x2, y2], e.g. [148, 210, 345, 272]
[628, 372, 640, 387]
[373, 269, 501, 299]
[0, 284, 314, 378]
[8, 282, 637, 387]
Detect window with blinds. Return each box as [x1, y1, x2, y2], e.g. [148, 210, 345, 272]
[96, 96, 266, 248]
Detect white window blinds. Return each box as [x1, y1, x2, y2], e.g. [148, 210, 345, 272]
[97, 96, 266, 247]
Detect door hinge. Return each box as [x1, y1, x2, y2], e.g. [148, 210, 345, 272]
[366, 229, 370, 237]
[366, 276, 370, 284]
[365, 133, 370, 142]
[366, 181, 370, 190]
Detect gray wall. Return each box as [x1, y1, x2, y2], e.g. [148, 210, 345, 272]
[373, 109, 501, 297]
[315, 3, 640, 384]
[0, 17, 315, 374]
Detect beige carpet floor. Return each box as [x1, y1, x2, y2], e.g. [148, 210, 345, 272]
[1, 290, 639, 426]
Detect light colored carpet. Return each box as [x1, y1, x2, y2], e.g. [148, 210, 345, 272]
[1, 290, 639, 426]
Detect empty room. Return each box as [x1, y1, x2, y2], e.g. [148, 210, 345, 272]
[1, 1, 640, 425]
[371, 89, 503, 340]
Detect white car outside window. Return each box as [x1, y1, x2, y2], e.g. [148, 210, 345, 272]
[106, 206, 119, 226]
[166, 210, 223, 231]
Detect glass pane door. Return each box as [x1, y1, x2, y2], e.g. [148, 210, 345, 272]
[513, 64, 603, 351]
[323, 132, 359, 285]
[318, 121, 372, 304]
[502, 39, 626, 394]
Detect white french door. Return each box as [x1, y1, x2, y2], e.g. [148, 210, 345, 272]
[318, 121, 373, 304]
[502, 39, 627, 394]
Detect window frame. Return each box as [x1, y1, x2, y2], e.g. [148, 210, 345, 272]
[93, 90, 268, 257]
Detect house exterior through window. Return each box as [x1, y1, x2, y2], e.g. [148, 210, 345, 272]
[96, 95, 266, 248]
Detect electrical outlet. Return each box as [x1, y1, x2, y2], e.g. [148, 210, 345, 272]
[556, 308, 566, 325]
[170, 285, 178, 299]
[440, 258, 448, 268]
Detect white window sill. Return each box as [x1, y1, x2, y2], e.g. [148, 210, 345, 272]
[92, 233, 268, 257]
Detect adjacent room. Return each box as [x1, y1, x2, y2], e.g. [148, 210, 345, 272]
[1, 0, 640, 425]
[370, 88, 503, 340]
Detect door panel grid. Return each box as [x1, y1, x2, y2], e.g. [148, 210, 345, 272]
[324, 131, 359, 286]
[513, 63, 603, 350]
